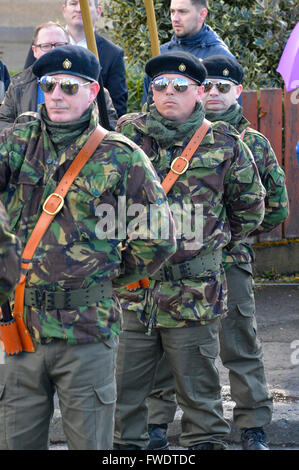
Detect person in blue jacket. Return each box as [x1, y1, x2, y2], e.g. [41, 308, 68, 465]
[142, 0, 235, 104]
[0, 60, 10, 103]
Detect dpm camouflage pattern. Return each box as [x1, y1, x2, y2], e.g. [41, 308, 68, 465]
[0, 103, 176, 344]
[0, 201, 20, 304]
[115, 110, 266, 328]
[221, 115, 289, 268]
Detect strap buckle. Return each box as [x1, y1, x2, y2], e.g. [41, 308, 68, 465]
[43, 193, 64, 216]
[170, 156, 189, 175]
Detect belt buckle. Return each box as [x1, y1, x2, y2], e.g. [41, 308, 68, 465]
[43, 193, 64, 216]
[163, 266, 173, 282]
[170, 156, 189, 175]
[32, 289, 45, 308]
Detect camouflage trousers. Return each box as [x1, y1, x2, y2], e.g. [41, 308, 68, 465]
[147, 264, 273, 430]
[114, 310, 230, 449]
[0, 337, 118, 450]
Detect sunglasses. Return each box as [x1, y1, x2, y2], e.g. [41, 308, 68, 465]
[152, 76, 199, 93]
[39, 76, 90, 95]
[203, 81, 232, 94]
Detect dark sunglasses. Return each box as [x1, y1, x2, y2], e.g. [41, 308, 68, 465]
[39, 75, 90, 95]
[152, 76, 199, 93]
[203, 81, 232, 94]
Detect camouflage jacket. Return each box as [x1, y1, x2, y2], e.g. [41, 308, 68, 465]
[115, 110, 265, 329]
[0, 201, 20, 305]
[0, 103, 176, 344]
[221, 115, 289, 268]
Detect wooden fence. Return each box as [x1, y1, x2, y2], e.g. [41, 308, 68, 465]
[242, 88, 299, 242]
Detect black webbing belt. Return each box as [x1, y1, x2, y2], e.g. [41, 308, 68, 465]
[151, 250, 222, 282]
[24, 281, 112, 310]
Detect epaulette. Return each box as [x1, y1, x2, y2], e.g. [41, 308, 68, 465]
[210, 120, 241, 141]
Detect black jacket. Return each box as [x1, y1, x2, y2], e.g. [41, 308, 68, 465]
[24, 33, 128, 118]
[0, 61, 10, 102]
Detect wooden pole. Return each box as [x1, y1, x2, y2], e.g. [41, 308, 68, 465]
[79, 0, 111, 129]
[143, 0, 160, 57]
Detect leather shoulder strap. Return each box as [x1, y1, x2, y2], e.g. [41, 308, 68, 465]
[20, 125, 108, 278]
[161, 119, 211, 194]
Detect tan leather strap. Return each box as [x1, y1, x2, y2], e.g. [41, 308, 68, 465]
[12, 125, 108, 352]
[20, 125, 108, 280]
[161, 119, 211, 194]
[125, 119, 211, 292]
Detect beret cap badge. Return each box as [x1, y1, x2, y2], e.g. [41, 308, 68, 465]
[222, 68, 229, 76]
[178, 63, 186, 72]
[63, 59, 72, 70]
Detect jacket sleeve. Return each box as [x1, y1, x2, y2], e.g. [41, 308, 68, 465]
[224, 138, 266, 241]
[112, 146, 177, 286]
[243, 132, 289, 234]
[103, 87, 118, 130]
[103, 49, 128, 118]
[0, 81, 18, 129]
[0, 201, 21, 304]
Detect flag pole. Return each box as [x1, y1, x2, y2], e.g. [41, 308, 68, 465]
[79, 0, 111, 129]
[143, 0, 160, 57]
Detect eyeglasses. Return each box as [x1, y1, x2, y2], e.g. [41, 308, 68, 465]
[39, 76, 90, 95]
[33, 42, 69, 52]
[152, 76, 199, 93]
[203, 81, 232, 94]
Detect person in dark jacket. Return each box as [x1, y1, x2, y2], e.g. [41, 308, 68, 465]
[24, 0, 128, 118]
[0, 60, 10, 103]
[142, 0, 235, 104]
[0, 21, 117, 131]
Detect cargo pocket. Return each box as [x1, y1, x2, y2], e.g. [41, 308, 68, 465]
[93, 381, 116, 448]
[235, 301, 260, 354]
[198, 341, 219, 360]
[94, 381, 116, 406]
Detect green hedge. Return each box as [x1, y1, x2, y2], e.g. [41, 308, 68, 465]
[103, 0, 299, 111]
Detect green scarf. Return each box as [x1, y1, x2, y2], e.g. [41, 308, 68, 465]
[146, 102, 205, 149]
[205, 103, 243, 127]
[41, 105, 92, 156]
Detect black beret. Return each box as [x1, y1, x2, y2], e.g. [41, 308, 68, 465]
[202, 55, 244, 85]
[145, 51, 207, 84]
[32, 45, 101, 82]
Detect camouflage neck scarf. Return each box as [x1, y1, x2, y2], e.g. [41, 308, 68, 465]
[146, 102, 205, 149]
[41, 105, 92, 156]
[205, 103, 243, 127]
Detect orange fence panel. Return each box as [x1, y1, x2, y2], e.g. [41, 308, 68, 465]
[259, 88, 283, 165]
[257, 88, 283, 241]
[242, 90, 258, 130]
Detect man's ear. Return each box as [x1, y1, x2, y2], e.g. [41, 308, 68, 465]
[196, 85, 205, 102]
[236, 84, 243, 99]
[199, 8, 208, 21]
[89, 81, 100, 102]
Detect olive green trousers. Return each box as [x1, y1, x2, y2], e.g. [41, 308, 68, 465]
[0, 337, 118, 450]
[115, 311, 230, 449]
[147, 264, 273, 430]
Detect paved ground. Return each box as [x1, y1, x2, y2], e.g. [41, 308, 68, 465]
[49, 283, 299, 450]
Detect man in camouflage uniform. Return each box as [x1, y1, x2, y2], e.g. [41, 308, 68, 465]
[146, 55, 289, 450]
[0, 46, 176, 450]
[113, 51, 265, 450]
